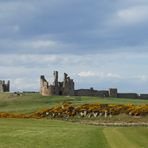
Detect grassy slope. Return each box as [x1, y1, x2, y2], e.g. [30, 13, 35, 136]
[0, 118, 147, 148]
[0, 93, 147, 113]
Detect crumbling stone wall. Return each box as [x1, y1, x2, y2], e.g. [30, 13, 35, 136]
[40, 76, 50, 96]
[139, 94, 148, 99]
[117, 93, 139, 99]
[40, 71, 74, 96]
[74, 88, 146, 99]
[63, 73, 74, 96]
[74, 88, 109, 97]
[0, 80, 10, 92]
[40, 72, 148, 99]
[109, 88, 118, 98]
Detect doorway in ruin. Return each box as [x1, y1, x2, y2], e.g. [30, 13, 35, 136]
[59, 91, 63, 95]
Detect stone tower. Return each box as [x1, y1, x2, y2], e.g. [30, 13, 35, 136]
[53, 71, 59, 95]
[63, 73, 74, 96]
[0, 80, 10, 92]
[40, 75, 50, 96]
[109, 88, 118, 98]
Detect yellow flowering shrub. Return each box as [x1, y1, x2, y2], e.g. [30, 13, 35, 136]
[0, 103, 147, 119]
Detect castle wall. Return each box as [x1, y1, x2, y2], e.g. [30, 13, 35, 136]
[40, 71, 148, 99]
[48, 85, 55, 96]
[74, 89, 109, 97]
[63, 73, 74, 96]
[117, 93, 139, 99]
[139, 94, 148, 99]
[0, 84, 4, 92]
[40, 75, 50, 96]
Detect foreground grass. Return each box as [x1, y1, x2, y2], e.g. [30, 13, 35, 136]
[103, 127, 148, 148]
[0, 93, 147, 113]
[0, 118, 147, 148]
[0, 118, 108, 148]
[0, 94, 147, 148]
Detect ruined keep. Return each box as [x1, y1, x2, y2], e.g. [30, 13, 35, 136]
[0, 80, 10, 92]
[40, 71, 74, 96]
[40, 71, 148, 99]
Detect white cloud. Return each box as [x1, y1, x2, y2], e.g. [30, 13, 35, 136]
[78, 71, 97, 77]
[19, 39, 66, 51]
[133, 75, 148, 81]
[117, 6, 148, 24]
[31, 40, 58, 49]
[78, 71, 121, 79]
[0, 38, 77, 53]
[0, 52, 148, 92]
[106, 73, 121, 78]
[0, 66, 28, 78]
[11, 78, 39, 92]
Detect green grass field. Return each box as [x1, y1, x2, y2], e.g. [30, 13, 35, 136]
[0, 118, 147, 148]
[0, 93, 147, 113]
[0, 93, 148, 148]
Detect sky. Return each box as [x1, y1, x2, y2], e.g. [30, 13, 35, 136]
[0, 0, 148, 93]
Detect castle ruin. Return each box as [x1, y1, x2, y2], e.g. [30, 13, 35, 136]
[0, 80, 10, 92]
[40, 71, 148, 99]
[40, 71, 74, 96]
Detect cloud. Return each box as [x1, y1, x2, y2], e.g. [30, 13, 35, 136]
[78, 71, 121, 79]
[0, 54, 64, 67]
[4, 0, 148, 54]
[0, 52, 148, 92]
[11, 78, 39, 92]
[78, 71, 97, 77]
[132, 75, 148, 82]
[0, 0, 148, 93]
[106, 73, 121, 79]
[31, 40, 57, 49]
[117, 6, 148, 25]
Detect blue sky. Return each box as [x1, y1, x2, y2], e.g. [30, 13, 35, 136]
[0, 0, 148, 93]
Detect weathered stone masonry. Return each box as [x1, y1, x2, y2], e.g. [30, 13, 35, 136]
[40, 71, 74, 96]
[75, 88, 148, 99]
[40, 71, 148, 99]
[0, 80, 10, 92]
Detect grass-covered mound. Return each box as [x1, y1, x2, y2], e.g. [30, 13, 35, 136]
[0, 93, 147, 123]
[0, 101, 148, 124]
[0, 93, 147, 114]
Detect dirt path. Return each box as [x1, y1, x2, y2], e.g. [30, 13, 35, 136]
[77, 121, 148, 126]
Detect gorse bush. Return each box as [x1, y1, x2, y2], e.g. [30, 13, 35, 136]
[39, 103, 148, 118]
[0, 103, 148, 119]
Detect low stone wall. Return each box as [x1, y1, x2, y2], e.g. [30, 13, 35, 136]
[117, 93, 139, 99]
[74, 89, 109, 97]
[74, 88, 148, 100]
[139, 94, 148, 99]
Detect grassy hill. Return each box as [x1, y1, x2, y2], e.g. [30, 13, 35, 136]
[0, 93, 147, 113]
